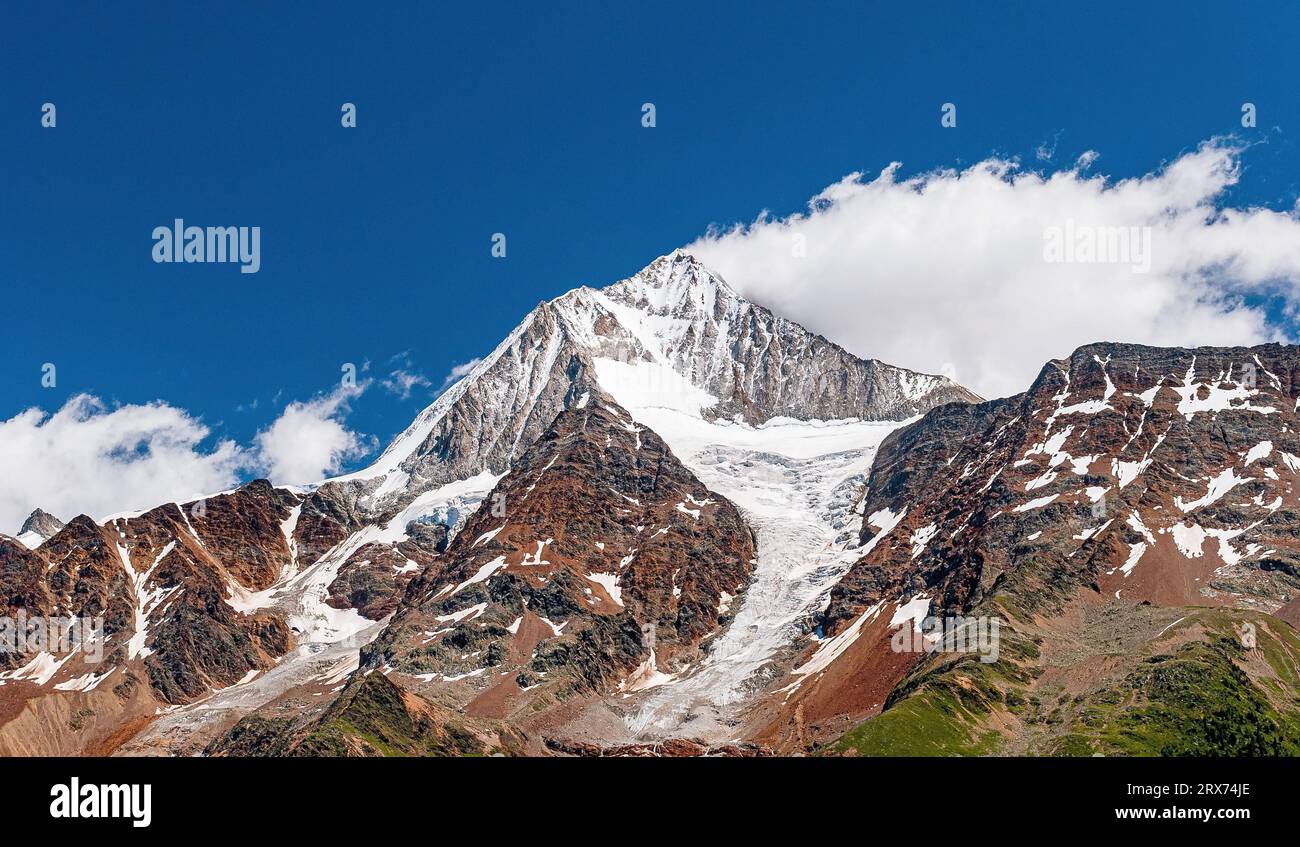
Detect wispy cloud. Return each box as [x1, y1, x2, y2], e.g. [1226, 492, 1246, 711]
[381, 352, 432, 400]
[440, 358, 483, 391]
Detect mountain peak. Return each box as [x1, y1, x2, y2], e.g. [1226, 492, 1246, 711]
[19, 508, 62, 535]
[15, 508, 64, 548]
[611, 250, 736, 305]
[329, 250, 978, 516]
[647, 247, 699, 268]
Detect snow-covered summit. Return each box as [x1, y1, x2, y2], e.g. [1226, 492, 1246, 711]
[15, 508, 64, 549]
[329, 252, 977, 514]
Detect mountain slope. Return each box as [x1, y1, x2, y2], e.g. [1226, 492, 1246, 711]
[206, 671, 525, 757]
[185, 252, 971, 751]
[753, 342, 1300, 752]
[825, 602, 1300, 757]
[0, 483, 302, 753]
[207, 393, 759, 752]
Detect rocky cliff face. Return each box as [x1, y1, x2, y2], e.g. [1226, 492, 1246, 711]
[826, 342, 1300, 628]
[758, 342, 1300, 753]
[361, 394, 756, 708]
[596, 252, 979, 424]
[0, 478, 424, 754]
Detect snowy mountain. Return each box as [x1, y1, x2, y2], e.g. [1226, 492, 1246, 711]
[7, 254, 1300, 757]
[14, 509, 63, 549]
[0, 251, 978, 755]
[325, 250, 977, 516]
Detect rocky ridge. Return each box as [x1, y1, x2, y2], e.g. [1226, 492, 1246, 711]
[755, 342, 1300, 753]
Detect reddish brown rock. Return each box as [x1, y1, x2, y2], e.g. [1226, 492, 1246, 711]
[364, 395, 756, 706]
[773, 343, 1300, 748]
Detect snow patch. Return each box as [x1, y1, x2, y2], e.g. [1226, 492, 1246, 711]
[585, 571, 624, 607]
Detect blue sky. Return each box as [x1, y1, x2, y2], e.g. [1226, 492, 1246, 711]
[2, 0, 1298, 484]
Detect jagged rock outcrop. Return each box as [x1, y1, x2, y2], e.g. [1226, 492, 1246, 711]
[363, 394, 757, 709]
[325, 536, 440, 619]
[42, 516, 136, 638]
[16, 509, 64, 547]
[827, 342, 1300, 630]
[599, 252, 979, 422]
[0, 481, 322, 753]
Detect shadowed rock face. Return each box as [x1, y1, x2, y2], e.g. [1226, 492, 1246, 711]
[325, 536, 441, 620]
[143, 590, 291, 704]
[182, 479, 300, 591]
[0, 482, 307, 706]
[364, 394, 756, 699]
[827, 342, 1300, 632]
[42, 516, 136, 637]
[292, 471, 382, 566]
[0, 538, 56, 671]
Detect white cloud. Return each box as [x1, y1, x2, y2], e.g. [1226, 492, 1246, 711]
[0, 382, 377, 534]
[687, 139, 1300, 399]
[253, 382, 375, 486]
[0, 395, 246, 534]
